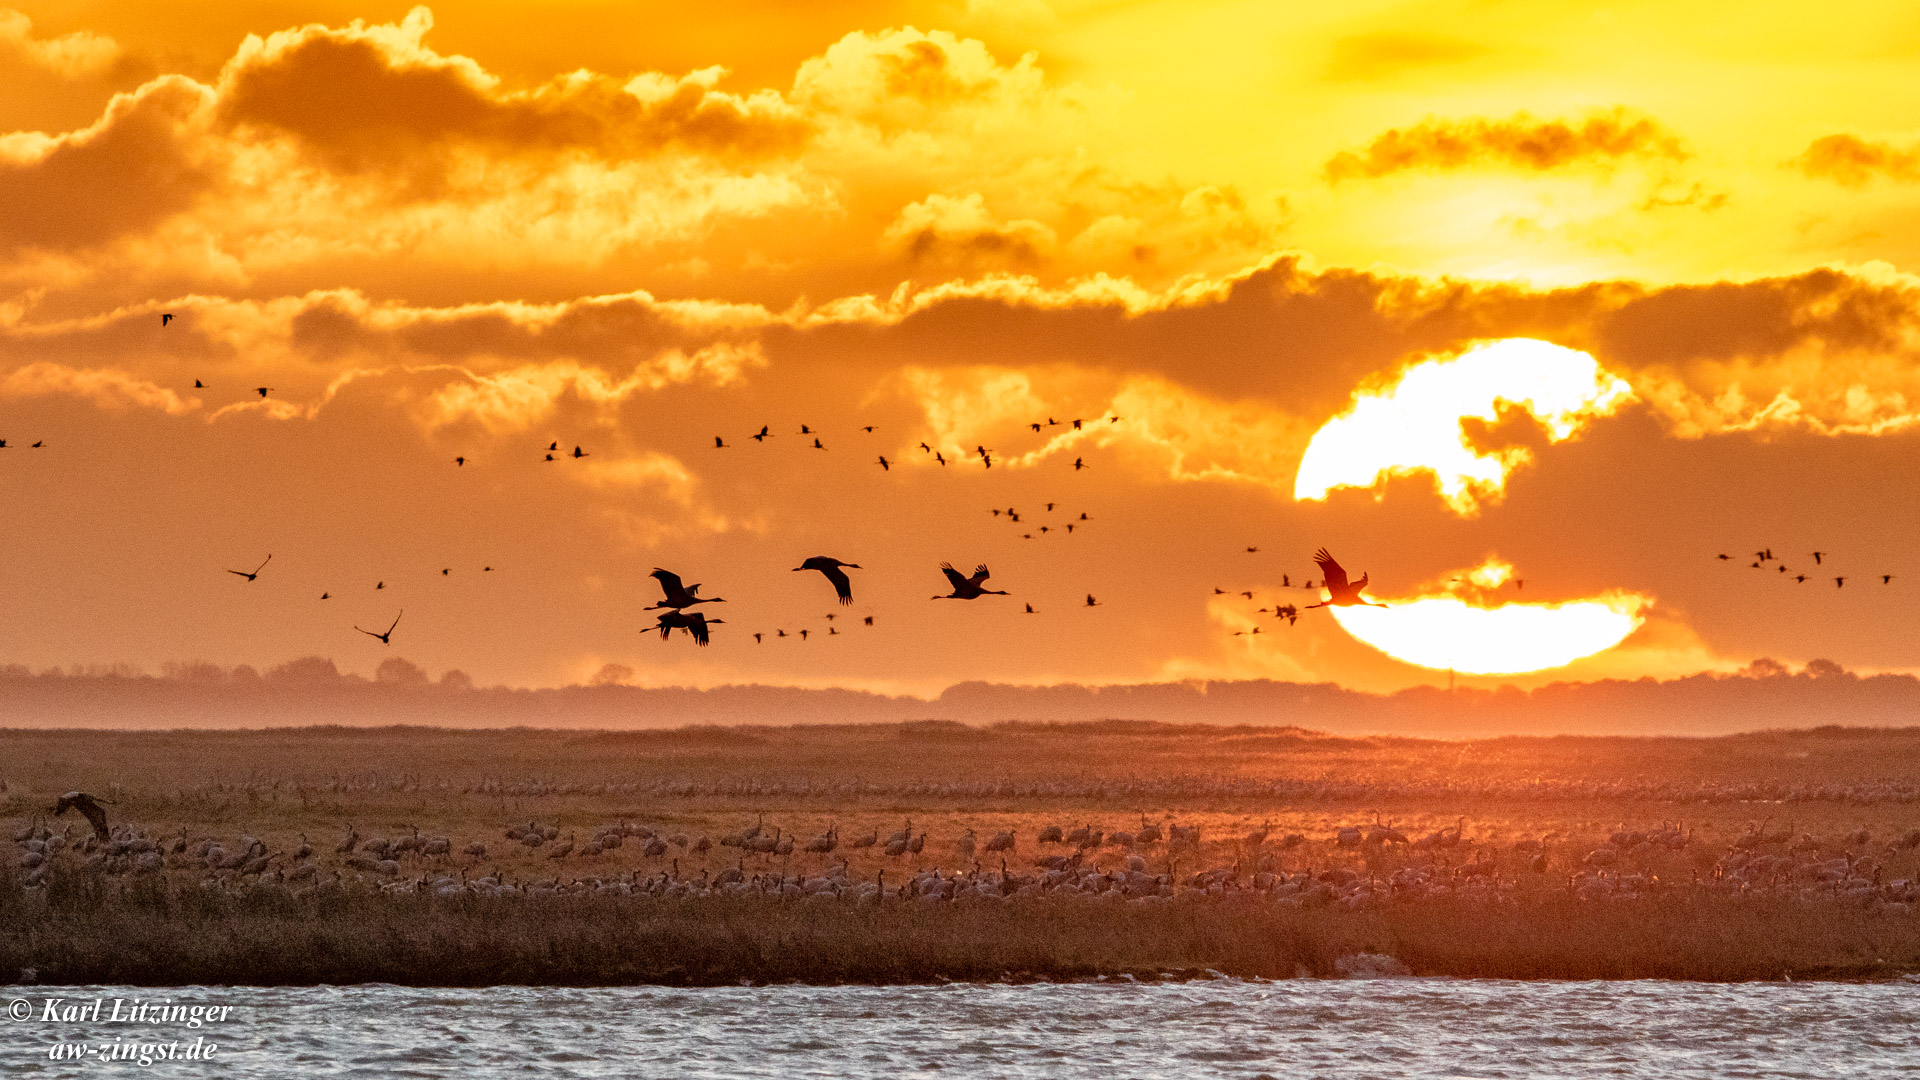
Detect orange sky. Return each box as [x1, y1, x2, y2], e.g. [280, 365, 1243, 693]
[1, 1, 1918, 696]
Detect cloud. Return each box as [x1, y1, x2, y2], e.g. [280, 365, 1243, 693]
[1322, 31, 1490, 83]
[0, 8, 120, 78]
[0, 11, 1282, 306]
[0, 76, 216, 251]
[1792, 133, 1920, 187]
[1324, 109, 1687, 182]
[0, 362, 197, 414]
[420, 343, 766, 432]
[883, 192, 1056, 265]
[215, 8, 809, 172]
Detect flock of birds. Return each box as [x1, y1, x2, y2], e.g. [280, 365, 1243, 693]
[13, 795, 1920, 912]
[636, 547, 1385, 647]
[1715, 547, 1896, 590]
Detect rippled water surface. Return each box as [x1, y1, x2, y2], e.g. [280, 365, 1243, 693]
[8, 979, 1919, 1077]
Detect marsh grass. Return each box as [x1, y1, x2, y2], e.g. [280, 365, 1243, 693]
[6, 865, 1917, 986]
[7, 723, 1920, 986]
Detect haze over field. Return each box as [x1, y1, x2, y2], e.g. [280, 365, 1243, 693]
[2, 0, 1918, 713]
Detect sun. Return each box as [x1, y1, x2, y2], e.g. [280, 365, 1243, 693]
[1294, 337, 1634, 515]
[1328, 589, 1647, 675]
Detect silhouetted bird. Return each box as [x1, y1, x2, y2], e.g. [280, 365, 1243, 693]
[777, 630, 787, 638]
[934, 563, 1009, 600]
[1884, 575, 1895, 584]
[1072, 419, 1083, 429]
[572, 446, 588, 459]
[812, 438, 826, 450]
[651, 609, 722, 646]
[320, 592, 329, 599]
[862, 426, 875, 433]
[1085, 594, 1101, 607]
[1812, 551, 1826, 564]
[1073, 458, 1087, 470]
[863, 615, 873, 626]
[255, 387, 273, 398]
[30, 441, 41, 448]
[754, 633, 763, 643]
[441, 568, 450, 576]
[1304, 548, 1388, 609]
[1716, 554, 1732, 561]
[800, 425, 814, 435]
[547, 442, 559, 452]
[752, 426, 772, 442]
[794, 557, 861, 605]
[194, 379, 206, 388]
[228, 554, 272, 581]
[1835, 577, 1846, 588]
[877, 455, 890, 470]
[1281, 574, 1291, 588]
[935, 452, 947, 466]
[1024, 603, 1037, 614]
[1241, 590, 1254, 600]
[716, 436, 728, 448]
[1233, 627, 1262, 637]
[1247, 547, 1259, 553]
[1030, 422, 1043, 432]
[799, 628, 810, 641]
[1794, 575, 1807, 583]
[455, 456, 465, 466]
[161, 313, 173, 326]
[356, 610, 402, 645]
[376, 581, 384, 589]
[53, 791, 111, 841]
[648, 568, 724, 610]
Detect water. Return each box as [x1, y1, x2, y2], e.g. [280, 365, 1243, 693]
[6, 979, 1917, 1077]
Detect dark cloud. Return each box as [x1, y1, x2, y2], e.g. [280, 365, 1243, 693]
[0, 77, 212, 251]
[1324, 109, 1687, 182]
[216, 26, 810, 175]
[1792, 133, 1920, 187]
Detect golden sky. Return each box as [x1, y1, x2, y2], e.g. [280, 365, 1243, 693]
[1, 0, 1917, 695]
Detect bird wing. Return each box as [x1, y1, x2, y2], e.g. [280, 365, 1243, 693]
[689, 614, 711, 646]
[824, 565, 854, 604]
[77, 796, 109, 841]
[1312, 548, 1350, 592]
[969, 564, 991, 586]
[387, 610, 403, 634]
[650, 568, 688, 602]
[56, 793, 110, 841]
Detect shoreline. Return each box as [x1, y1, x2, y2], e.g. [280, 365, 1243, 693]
[9, 885, 1917, 987]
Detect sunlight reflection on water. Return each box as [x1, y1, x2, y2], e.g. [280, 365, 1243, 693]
[10, 978, 1918, 1078]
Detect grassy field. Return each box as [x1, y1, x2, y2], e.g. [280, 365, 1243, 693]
[5, 722, 1920, 984]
